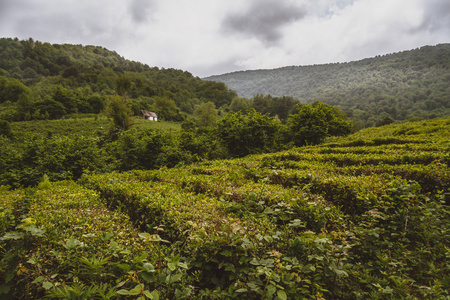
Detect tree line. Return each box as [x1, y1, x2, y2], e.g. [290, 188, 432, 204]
[205, 44, 450, 128]
[0, 101, 351, 188]
[0, 38, 236, 122]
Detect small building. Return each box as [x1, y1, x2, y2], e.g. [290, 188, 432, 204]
[141, 110, 158, 121]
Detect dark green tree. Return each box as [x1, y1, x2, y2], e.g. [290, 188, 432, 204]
[286, 102, 352, 146]
[0, 120, 12, 138]
[52, 86, 80, 114]
[229, 96, 249, 113]
[115, 75, 132, 101]
[34, 99, 67, 119]
[154, 96, 184, 121]
[217, 109, 281, 157]
[105, 96, 134, 137]
[194, 101, 218, 127]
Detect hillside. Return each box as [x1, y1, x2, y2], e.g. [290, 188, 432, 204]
[0, 38, 236, 121]
[205, 44, 450, 127]
[1, 118, 449, 299]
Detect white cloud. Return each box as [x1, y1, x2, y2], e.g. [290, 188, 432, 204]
[0, 0, 448, 77]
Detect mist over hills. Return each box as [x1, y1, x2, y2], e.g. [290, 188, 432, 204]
[205, 44, 450, 128]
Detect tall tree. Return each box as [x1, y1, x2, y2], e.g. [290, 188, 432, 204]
[286, 102, 352, 146]
[217, 109, 281, 157]
[154, 96, 184, 121]
[194, 101, 218, 127]
[115, 75, 132, 101]
[105, 96, 134, 137]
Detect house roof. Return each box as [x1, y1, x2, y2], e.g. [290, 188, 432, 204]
[141, 110, 158, 118]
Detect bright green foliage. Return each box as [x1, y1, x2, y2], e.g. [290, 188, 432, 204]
[107, 128, 189, 171]
[194, 101, 218, 127]
[0, 120, 12, 138]
[217, 109, 282, 157]
[229, 96, 250, 113]
[105, 95, 134, 136]
[115, 75, 132, 100]
[286, 102, 352, 146]
[0, 76, 30, 104]
[153, 96, 184, 122]
[0, 38, 236, 121]
[0, 133, 107, 188]
[250, 94, 298, 120]
[1, 118, 449, 299]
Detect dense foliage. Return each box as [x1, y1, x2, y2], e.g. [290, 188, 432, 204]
[0, 38, 236, 121]
[1, 37, 449, 299]
[1, 118, 449, 299]
[205, 44, 450, 128]
[0, 101, 352, 188]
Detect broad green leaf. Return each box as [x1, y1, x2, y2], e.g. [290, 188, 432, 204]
[142, 263, 155, 273]
[129, 284, 142, 296]
[166, 273, 182, 284]
[32, 276, 44, 284]
[266, 284, 277, 296]
[333, 268, 349, 277]
[116, 289, 131, 295]
[82, 233, 96, 238]
[168, 262, 177, 271]
[263, 235, 273, 243]
[27, 258, 37, 265]
[42, 282, 53, 290]
[103, 232, 114, 241]
[109, 241, 119, 251]
[141, 272, 156, 283]
[63, 238, 84, 249]
[277, 290, 287, 300]
[138, 233, 169, 243]
[25, 225, 45, 236]
[20, 217, 36, 227]
[1, 231, 24, 240]
[149, 291, 159, 300]
[177, 262, 188, 269]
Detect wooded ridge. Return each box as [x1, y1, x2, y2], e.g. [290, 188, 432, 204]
[204, 44, 450, 128]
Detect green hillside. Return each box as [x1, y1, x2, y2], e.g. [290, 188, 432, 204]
[204, 44, 450, 128]
[1, 118, 449, 299]
[0, 37, 236, 121]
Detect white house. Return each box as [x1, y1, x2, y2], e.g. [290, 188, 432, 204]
[141, 110, 158, 121]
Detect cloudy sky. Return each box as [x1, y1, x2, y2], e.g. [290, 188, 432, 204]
[1, 0, 449, 77]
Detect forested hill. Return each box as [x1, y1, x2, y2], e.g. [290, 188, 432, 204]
[205, 44, 450, 128]
[0, 38, 236, 121]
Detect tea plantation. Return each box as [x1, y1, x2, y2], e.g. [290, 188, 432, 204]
[1, 118, 449, 299]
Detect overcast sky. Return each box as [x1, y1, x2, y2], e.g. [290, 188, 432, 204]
[1, 0, 449, 77]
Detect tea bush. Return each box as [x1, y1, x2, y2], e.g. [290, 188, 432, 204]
[1, 118, 449, 299]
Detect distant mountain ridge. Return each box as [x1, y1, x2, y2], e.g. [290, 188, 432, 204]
[204, 44, 450, 127]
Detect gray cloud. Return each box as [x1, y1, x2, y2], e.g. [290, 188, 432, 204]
[221, 0, 306, 45]
[1, 0, 449, 77]
[420, 0, 450, 33]
[129, 0, 156, 23]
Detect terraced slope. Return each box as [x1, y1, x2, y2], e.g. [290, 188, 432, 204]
[1, 118, 449, 299]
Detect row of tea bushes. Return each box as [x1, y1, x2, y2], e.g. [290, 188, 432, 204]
[1, 118, 449, 299]
[0, 181, 197, 299]
[79, 172, 296, 294]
